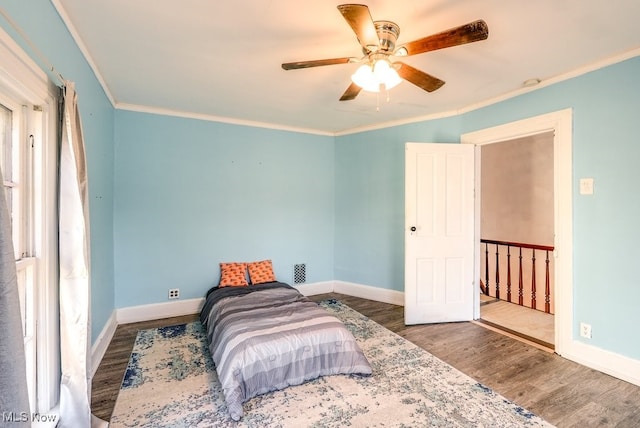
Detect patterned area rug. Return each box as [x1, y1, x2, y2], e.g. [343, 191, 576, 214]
[110, 300, 554, 427]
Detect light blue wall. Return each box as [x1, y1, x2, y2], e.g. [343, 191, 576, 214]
[0, 1, 115, 343]
[114, 111, 334, 307]
[336, 57, 640, 360]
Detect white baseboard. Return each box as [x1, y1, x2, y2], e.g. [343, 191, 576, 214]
[91, 310, 117, 376]
[296, 281, 334, 296]
[116, 297, 206, 325]
[333, 280, 405, 306]
[561, 339, 640, 387]
[297, 280, 405, 307]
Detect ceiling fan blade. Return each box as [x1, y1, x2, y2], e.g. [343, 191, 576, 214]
[337, 4, 379, 52]
[400, 19, 488, 56]
[282, 57, 354, 70]
[339, 82, 362, 101]
[396, 62, 445, 92]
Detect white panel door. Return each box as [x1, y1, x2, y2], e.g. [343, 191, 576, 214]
[405, 142, 475, 324]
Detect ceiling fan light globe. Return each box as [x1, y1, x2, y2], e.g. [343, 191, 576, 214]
[351, 64, 380, 92]
[383, 74, 402, 90]
[373, 60, 403, 89]
[373, 59, 391, 76]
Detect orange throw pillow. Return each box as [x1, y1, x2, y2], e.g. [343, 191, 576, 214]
[219, 262, 248, 287]
[248, 259, 276, 284]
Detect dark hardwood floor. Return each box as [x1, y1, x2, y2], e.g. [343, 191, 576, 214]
[92, 293, 640, 427]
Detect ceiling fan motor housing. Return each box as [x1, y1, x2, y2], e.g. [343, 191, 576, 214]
[373, 20, 400, 52]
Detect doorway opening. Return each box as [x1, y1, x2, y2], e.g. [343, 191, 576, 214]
[461, 108, 573, 357]
[477, 132, 555, 349]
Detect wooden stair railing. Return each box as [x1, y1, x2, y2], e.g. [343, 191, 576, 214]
[481, 239, 555, 314]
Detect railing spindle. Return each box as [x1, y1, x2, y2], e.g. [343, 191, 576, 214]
[506, 246, 512, 303]
[484, 242, 490, 296]
[518, 247, 524, 306]
[545, 250, 551, 313]
[495, 244, 500, 299]
[531, 249, 537, 310]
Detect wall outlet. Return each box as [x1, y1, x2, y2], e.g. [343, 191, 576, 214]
[579, 178, 594, 195]
[168, 288, 180, 299]
[580, 322, 592, 339]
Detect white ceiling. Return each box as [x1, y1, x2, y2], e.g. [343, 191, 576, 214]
[54, 0, 640, 135]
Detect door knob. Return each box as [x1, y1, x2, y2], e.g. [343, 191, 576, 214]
[410, 226, 417, 232]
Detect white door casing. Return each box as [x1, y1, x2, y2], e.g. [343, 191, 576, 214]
[461, 109, 573, 356]
[405, 142, 475, 324]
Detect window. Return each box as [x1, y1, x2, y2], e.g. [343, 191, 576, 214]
[1, 97, 37, 410]
[1, 27, 59, 415]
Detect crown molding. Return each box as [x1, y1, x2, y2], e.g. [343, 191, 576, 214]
[116, 102, 335, 137]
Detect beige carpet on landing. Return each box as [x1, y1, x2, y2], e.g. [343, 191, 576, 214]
[481, 297, 554, 346]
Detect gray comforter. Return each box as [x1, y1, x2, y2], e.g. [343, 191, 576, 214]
[200, 282, 372, 421]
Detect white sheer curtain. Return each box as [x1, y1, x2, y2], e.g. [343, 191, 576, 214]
[58, 81, 107, 427]
[0, 164, 32, 425]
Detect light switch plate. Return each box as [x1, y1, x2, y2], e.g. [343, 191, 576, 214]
[579, 178, 594, 195]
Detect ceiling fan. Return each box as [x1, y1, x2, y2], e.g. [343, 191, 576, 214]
[281, 4, 489, 101]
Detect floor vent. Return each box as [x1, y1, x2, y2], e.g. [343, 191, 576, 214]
[293, 263, 306, 285]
